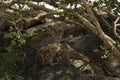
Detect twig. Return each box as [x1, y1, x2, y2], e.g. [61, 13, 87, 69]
[114, 17, 120, 39]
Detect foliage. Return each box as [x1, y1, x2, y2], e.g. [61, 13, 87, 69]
[0, 26, 34, 79]
[3, 26, 34, 52]
[0, 74, 24, 80]
[13, 11, 22, 20]
[100, 44, 110, 58]
[0, 2, 6, 12]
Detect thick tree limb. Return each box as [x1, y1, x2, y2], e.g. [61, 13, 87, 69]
[81, 0, 120, 56]
[74, 13, 98, 34]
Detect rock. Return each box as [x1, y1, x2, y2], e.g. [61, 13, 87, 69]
[64, 34, 120, 77]
[66, 34, 104, 63]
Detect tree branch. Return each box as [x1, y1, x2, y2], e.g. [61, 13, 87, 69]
[74, 13, 98, 34]
[81, 0, 120, 56]
[114, 17, 120, 39]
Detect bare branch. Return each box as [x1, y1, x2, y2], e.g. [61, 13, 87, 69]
[114, 17, 120, 39]
[81, 0, 116, 44]
[74, 13, 98, 34]
[81, 0, 103, 34]
[27, 21, 59, 32]
[80, 0, 120, 56]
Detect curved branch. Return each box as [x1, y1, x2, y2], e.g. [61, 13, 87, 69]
[114, 17, 120, 39]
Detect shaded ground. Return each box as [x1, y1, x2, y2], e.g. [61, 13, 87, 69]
[25, 61, 120, 80]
